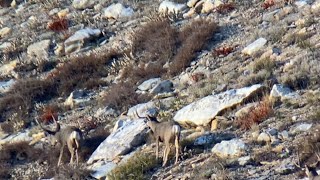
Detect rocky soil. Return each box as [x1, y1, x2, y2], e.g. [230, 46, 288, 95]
[0, 0, 320, 179]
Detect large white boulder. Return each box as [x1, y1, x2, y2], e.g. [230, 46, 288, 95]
[174, 84, 264, 126]
[87, 119, 148, 164]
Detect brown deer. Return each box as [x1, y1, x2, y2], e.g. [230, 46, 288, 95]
[36, 115, 82, 166]
[135, 110, 181, 167]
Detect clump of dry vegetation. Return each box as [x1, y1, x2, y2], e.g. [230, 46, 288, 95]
[168, 18, 218, 76]
[47, 15, 69, 33]
[108, 152, 160, 180]
[51, 51, 120, 96]
[190, 156, 232, 179]
[101, 82, 151, 112]
[236, 97, 273, 130]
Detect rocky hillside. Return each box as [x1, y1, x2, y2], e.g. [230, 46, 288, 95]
[0, 0, 320, 179]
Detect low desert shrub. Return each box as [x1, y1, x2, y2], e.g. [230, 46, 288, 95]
[236, 97, 273, 130]
[52, 51, 120, 96]
[101, 82, 151, 112]
[168, 18, 218, 76]
[108, 152, 160, 180]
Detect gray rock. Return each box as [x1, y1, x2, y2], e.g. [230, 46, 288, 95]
[211, 139, 246, 158]
[290, 123, 312, 134]
[95, 107, 118, 118]
[0, 129, 32, 146]
[112, 119, 126, 133]
[174, 84, 263, 126]
[0, 79, 15, 94]
[102, 3, 134, 19]
[194, 133, 214, 146]
[275, 162, 295, 175]
[87, 119, 148, 164]
[137, 78, 161, 91]
[27, 39, 51, 59]
[267, 128, 278, 136]
[72, 0, 96, 9]
[262, 9, 280, 22]
[242, 38, 267, 55]
[64, 28, 101, 54]
[159, 1, 187, 15]
[270, 84, 299, 101]
[150, 80, 174, 94]
[279, 130, 289, 140]
[89, 162, 116, 179]
[127, 101, 158, 118]
[238, 156, 251, 166]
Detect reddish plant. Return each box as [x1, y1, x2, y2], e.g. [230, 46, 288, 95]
[213, 46, 234, 57]
[215, 3, 235, 14]
[191, 72, 206, 83]
[262, 0, 275, 9]
[236, 97, 273, 130]
[47, 15, 69, 32]
[40, 106, 58, 124]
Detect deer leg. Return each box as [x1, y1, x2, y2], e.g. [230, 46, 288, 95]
[75, 149, 79, 165]
[58, 145, 65, 166]
[156, 138, 159, 160]
[163, 144, 171, 167]
[175, 135, 179, 164]
[67, 143, 75, 164]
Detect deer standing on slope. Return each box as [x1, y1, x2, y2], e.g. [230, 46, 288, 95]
[36, 115, 82, 166]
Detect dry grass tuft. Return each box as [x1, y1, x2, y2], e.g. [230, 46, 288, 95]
[108, 152, 160, 180]
[168, 18, 218, 76]
[216, 3, 235, 14]
[101, 82, 151, 112]
[236, 97, 273, 130]
[50, 51, 119, 96]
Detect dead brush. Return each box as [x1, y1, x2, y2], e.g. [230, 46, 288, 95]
[262, 0, 275, 9]
[236, 97, 273, 130]
[39, 105, 59, 125]
[213, 46, 234, 57]
[47, 15, 69, 33]
[215, 3, 235, 14]
[168, 18, 218, 76]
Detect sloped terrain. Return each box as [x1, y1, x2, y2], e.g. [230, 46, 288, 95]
[0, 0, 320, 179]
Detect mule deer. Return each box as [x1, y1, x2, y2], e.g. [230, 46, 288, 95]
[36, 115, 82, 166]
[135, 111, 181, 167]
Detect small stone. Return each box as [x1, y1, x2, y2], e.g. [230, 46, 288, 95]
[242, 38, 267, 55]
[279, 130, 289, 140]
[72, 0, 95, 9]
[159, 0, 187, 15]
[238, 156, 251, 166]
[187, 0, 200, 7]
[102, 3, 134, 19]
[211, 139, 246, 158]
[137, 78, 161, 91]
[257, 132, 271, 143]
[150, 80, 174, 94]
[0, 27, 11, 37]
[291, 123, 312, 134]
[27, 39, 51, 59]
[211, 119, 218, 131]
